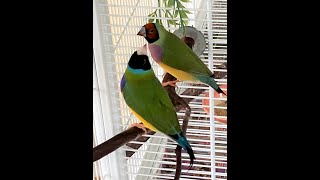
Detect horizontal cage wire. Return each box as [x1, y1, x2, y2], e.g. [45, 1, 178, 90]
[93, 0, 227, 179]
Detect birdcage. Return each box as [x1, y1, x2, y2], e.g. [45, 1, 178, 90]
[93, 0, 227, 179]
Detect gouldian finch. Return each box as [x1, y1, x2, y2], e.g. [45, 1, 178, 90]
[137, 23, 226, 95]
[121, 49, 195, 166]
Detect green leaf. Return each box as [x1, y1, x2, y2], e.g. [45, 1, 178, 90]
[156, 19, 160, 24]
[183, 20, 189, 25]
[167, 0, 175, 7]
[180, 0, 191, 2]
[179, 10, 189, 19]
[148, 18, 155, 23]
[168, 19, 178, 25]
[176, 1, 185, 8]
[167, 10, 174, 18]
[174, 10, 179, 17]
[183, 9, 193, 14]
[179, 23, 186, 35]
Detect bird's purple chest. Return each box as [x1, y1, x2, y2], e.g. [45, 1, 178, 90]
[148, 44, 163, 63]
[120, 75, 126, 92]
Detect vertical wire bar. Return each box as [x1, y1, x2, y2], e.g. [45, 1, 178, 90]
[207, 0, 216, 179]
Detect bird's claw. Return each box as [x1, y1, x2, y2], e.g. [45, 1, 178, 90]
[131, 123, 147, 134]
[162, 80, 180, 87]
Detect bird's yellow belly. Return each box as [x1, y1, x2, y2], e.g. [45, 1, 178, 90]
[130, 108, 158, 132]
[158, 62, 196, 81]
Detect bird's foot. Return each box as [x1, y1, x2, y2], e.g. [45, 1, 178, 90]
[162, 80, 180, 87]
[131, 123, 147, 134]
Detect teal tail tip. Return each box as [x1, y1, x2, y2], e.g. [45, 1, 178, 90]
[170, 133, 196, 168]
[186, 147, 196, 168]
[216, 87, 227, 96]
[213, 86, 227, 96]
[201, 76, 227, 96]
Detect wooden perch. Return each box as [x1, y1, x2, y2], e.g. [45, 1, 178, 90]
[93, 127, 145, 162]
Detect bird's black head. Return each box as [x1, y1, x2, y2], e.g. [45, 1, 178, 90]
[128, 51, 151, 70]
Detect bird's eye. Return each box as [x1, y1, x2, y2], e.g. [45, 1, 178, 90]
[150, 29, 154, 33]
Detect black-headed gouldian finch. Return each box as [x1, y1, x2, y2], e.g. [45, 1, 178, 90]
[137, 23, 226, 95]
[121, 48, 195, 166]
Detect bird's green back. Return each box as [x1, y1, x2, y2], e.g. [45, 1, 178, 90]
[154, 23, 214, 77]
[122, 68, 181, 136]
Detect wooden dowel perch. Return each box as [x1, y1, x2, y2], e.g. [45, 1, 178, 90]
[93, 127, 145, 162]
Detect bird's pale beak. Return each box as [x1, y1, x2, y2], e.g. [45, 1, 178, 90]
[137, 26, 146, 37]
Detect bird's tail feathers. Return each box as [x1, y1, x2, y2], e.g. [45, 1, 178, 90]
[197, 75, 227, 96]
[169, 132, 195, 167]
